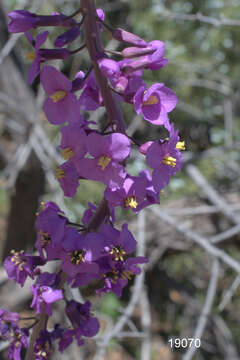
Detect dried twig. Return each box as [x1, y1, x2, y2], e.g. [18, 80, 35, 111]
[182, 259, 219, 360]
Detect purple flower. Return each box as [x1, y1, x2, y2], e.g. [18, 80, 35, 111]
[8, 10, 37, 32]
[71, 71, 85, 92]
[60, 124, 87, 163]
[25, 31, 48, 84]
[66, 300, 99, 336]
[98, 58, 121, 83]
[8, 10, 76, 33]
[59, 300, 99, 351]
[41, 65, 80, 125]
[121, 40, 167, 73]
[105, 172, 157, 212]
[8, 326, 29, 360]
[100, 223, 136, 260]
[55, 160, 79, 198]
[79, 71, 103, 110]
[76, 132, 130, 189]
[112, 28, 147, 47]
[146, 124, 183, 191]
[97, 256, 148, 298]
[31, 284, 63, 316]
[59, 227, 103, 277]
[35, 202, 67, 260]
[4, 250, 45, 287]
[82, 202, 97, 225]
[117, 70, 145, 103]
[0, 309, 19, 325]
[133, 83, 177, 127]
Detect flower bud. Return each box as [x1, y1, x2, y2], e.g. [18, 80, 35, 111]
[112, 28, 147, 47]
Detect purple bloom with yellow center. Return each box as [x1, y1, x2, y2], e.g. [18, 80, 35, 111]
[8, 326, 29, 360]
[59, 227, 104, 277]
[25, 32, 71, 84]
[146, 124, 184, 191]
[55, 160, 79, 198]
[34, 326, 64, 359]
[97, 256, 148, 298]
[76, 132, 130, 189]
[105, 170, 159, 211]
[105, 174, 147, 211]
[133, 83, 177, 127]
[4, 250, 45, 287]
[100, 223, 136, 261]
[40, 65, 80, 124]
[35, 202, 67, 260]
[60, 124, 87, 164]
[0, 310, 20, 343]
[24, 31, 48, 84]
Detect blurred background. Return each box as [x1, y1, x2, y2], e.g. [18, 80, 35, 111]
[1, 0, 240, 359]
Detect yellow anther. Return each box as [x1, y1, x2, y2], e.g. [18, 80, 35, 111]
[162, 155, 176, 167]
[61, 147, 74, 160]
[97, 155, 111, 170]
[10, 250, 25, 270]
[124, 196, 138, 209]
[25, 51, 36, 61]
[121, 270, 133, 280]
[176, 141, 185, 151]
[69, 250, 86, 265]
[55, 167, 65, 179]
[50, 90, 67, 103]
[142, 95, 159, 106]
[110, 246, 126, 261]
[39, 230, 51, 247]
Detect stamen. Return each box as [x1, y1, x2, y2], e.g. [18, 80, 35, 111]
[61, 147, 75, 160]
[143, 94, 159, 106]
[24, 51, 36, 61]
[162, 155, 176, 167]
[97, 155, 111, 170]
[10, 250, 25, 270]
[176, 141, 185, 151]
[69, 250, 86, 265]
[55, 167, 65, 179]
[50, 90, 67, 103]
[39, 230, 51, 247]
[124, 196, 138, 209]
[110, 246, 126, 261]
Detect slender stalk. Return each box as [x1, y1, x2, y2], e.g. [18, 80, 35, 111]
[81, 0, 126, 133]
[81, 0, 127, 231]
[25, 310, 47, 360]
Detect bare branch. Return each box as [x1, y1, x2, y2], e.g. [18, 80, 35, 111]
[149, 207, 240, 274]
[183, 259, 219, 360]
[161, 10, 240, 27]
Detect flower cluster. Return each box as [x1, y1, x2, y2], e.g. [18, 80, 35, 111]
[2, 3, 184, 359]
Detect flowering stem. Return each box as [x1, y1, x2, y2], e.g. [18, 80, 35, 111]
[25, 310, 47, 360]
[86, 198, 109, 232]
[81, 0, 126, 133]
[25, 272, 66, 360]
